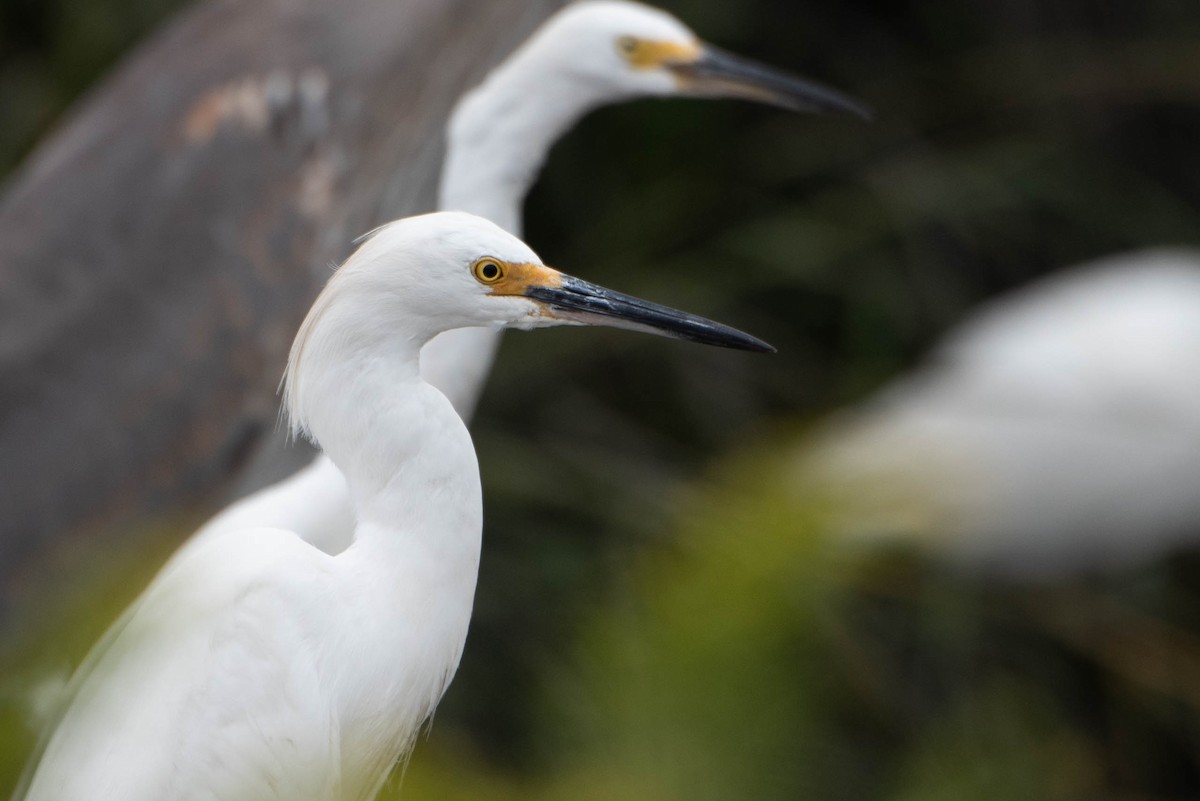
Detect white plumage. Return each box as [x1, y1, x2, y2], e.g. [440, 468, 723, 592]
[805, 249, 1200, 577]
[196, 0, 865, 554]
[16, 4, 847, 792]
[17, 211, 769, 800]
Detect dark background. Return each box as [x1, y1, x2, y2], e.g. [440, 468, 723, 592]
[3, 0, 1200, 798]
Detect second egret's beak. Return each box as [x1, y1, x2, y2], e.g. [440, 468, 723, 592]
[669, 45, 872, 120]
[524, 273, 775, 353]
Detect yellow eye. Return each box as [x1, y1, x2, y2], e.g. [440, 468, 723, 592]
[472, 258, 505, 284]
[615, 35, 639, 57]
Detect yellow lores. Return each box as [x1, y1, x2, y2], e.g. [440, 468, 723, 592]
[616, 35, 702, 69]
[472, 257, 565, 296]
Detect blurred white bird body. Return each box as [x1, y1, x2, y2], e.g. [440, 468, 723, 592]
[807, 249, 1200, 576]
[26, 526, 443, 801]
[196, 0, 865, 553]
[17, 211, 770, 800]
[190, 455, 353, 553]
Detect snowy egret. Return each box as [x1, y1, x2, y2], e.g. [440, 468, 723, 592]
[196, 0, 867, 551]
[804, 249, 1200, 577]
[15, 211, 771, 801]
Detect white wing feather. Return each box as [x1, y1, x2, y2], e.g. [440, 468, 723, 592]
[18, 529, 345, 801]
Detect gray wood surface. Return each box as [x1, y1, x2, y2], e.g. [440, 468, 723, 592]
[0, 0, 560, 648]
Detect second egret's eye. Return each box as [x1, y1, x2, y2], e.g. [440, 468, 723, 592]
[616, 35, 639, 57]
[472, 258, 504, 284]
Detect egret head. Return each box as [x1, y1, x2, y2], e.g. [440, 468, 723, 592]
[285, 212, 771, 436]
[314, 211, 772, 345]
[441, 2, 869, 224]
[520, 0, 871, 117]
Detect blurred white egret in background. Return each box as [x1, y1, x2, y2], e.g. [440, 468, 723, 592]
[197, 0, 867, 552]
[804, 249, 1200, 577]
[16, 211, 771, 801]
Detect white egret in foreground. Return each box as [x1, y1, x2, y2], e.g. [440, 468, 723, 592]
[197, 0, 867, 552]
[804, 249, 1200, 577]
[16, 211, 771, 801]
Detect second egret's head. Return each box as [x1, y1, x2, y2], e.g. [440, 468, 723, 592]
[519, 0, 870, 117]
[441, 1, 869, 224]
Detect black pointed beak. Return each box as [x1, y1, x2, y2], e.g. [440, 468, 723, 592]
[525, 275, 775, 353]
[669, 46, 872, 120]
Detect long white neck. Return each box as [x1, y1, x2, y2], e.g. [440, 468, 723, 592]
[438, 41, 614, 234]
[291, 299, 481, 535]
[286, 292, 483, 778]
[426, 47, 610, 419]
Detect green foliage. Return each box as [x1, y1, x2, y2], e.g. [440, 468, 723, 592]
[889, 679, 1099, 801]
[387, 437, 1200, 800]
[0, 513, 194, 794]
